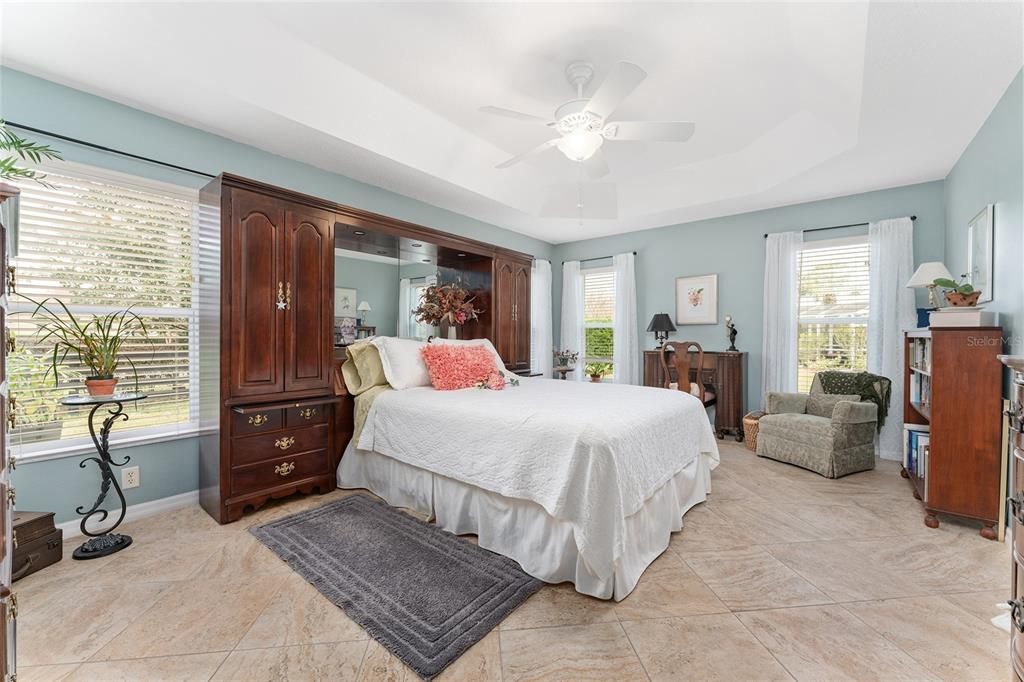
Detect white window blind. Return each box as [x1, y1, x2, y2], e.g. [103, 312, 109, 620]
[796, 236, 870, 392]
[583, 268, 615, 378]
[9, 163, 199, 456]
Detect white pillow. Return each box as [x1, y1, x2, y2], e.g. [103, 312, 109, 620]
[429, 337, 510, 375]
[370, 337, 431, 390]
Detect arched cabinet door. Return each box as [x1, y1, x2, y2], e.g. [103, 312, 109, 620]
[284, 207, 334, 392]
[229, 190, 285, 397]
[493, 259, 515, 366]
[512, 260, 531, 370]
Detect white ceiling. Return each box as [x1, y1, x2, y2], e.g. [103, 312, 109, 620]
[1, 2, 1021, 243]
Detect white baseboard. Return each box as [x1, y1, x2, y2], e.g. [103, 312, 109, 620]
[57, 489, 200, 540]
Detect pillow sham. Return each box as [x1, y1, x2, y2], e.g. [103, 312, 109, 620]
[370, 336, 431, 390]
[340, 341, 388, 395]
[429, 337, 508, 375]
[420, 343, 504, 391]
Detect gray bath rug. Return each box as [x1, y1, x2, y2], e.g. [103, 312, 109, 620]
[250, 494, 543, 679]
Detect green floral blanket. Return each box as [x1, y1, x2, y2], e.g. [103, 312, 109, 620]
[817, 370, 891, 432]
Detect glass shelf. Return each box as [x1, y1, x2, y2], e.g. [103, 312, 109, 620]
[59, 392, 148, 407]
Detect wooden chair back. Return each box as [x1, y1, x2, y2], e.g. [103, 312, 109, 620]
[660, 341, 707, 402]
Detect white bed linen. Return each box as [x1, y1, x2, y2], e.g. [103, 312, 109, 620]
[338, 443, 711, 600]
[356, 377, 719, 581]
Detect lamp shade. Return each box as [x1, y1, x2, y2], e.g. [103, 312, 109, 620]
[357, 301, 372, 312]
[646, 313, 677, 333]
[906, 262, 953, 288]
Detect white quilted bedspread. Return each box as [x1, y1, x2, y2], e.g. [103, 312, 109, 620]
[357, 378, 720, 577]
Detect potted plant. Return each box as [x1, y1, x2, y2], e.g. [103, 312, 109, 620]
[933, 275, 982, 307]
[585, 362, 612, 383]
[553, 349, 579, 370]
[25, 296, 149, 397]
[412, 283, 483, 339]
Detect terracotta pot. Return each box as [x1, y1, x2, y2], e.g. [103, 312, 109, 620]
[590, 375, 603, 383]
[85, 377, 118, 397]
[944, 290, 981, 307]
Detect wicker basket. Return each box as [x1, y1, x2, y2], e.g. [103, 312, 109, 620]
[743, 410, 766, 452]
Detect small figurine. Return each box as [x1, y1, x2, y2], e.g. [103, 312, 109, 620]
[725, 315, 738, 352]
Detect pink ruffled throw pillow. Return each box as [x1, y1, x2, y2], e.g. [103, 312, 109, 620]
[420, 344, 505, 391]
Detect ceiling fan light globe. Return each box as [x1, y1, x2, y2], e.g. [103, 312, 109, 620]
[557, 129, 603, 162]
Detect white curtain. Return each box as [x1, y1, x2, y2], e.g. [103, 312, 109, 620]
[560, 260, 585, 381]
[530, 259, 553, 377]
[612, 253, 640, 384]
[869, 217, 916, 460]
[397, 278, 412, 338]
[761, 231, 804, 402]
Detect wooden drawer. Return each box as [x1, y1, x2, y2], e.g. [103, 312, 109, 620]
[230, 449, 329, 497]
[232, 408, 283, 436]
[231, 424, 328, 467]
[286, 403, 327, 427]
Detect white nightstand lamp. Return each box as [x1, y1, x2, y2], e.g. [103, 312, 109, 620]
[356, 300, 372, 324]
[906, 262, 953, 309]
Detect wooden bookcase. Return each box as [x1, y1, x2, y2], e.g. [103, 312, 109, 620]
[902, 327, 1004, 539]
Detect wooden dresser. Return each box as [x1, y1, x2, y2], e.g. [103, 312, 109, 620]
[1002, 356, 1024, 679]
[198, 175, 338, 523]
[0, 183, 16, 680]
[642, 349, 746, 439]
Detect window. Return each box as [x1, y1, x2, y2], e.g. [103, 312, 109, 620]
[9, 162, 199, 456]
[583, 267, 615, 380]
[797, 236, 870, 392]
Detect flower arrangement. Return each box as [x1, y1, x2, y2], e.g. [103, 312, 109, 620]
[475, 371, 519, 391]
[412, 283, 483, 327]
[553, 349, 579, 368]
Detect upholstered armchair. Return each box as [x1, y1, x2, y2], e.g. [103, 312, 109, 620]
[756, 379, 878, 478]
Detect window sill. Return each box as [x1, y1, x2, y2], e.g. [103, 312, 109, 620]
[12, 425, 212, 465]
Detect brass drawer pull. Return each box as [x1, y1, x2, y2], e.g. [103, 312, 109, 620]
[248, 414, 269, 427]
[12, 529, 17, 550]
[8, 455, 15, 471]
[285, 282, 291, 310]
[8, 593, 17, 620]
[275, 436, 295, 451]
[7, 394, 15, 430]
[274, 461, 296, 477]
[299, 407, 317, 420]
[5, 329, 14, 354]
[1011, 494, 1024, 524]
[1010, 598, 1024, 633]
[6, 265, 15, 294]
[6, 487, 14, 506]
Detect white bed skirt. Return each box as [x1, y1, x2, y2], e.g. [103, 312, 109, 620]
[337, 443, 711, 601]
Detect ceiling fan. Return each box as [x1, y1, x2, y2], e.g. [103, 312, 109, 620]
[482, 61, 695, 180]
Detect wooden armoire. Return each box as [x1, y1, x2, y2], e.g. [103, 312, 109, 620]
[198, 175, 338, 524]
[493, 254, 531, 372]
[0, 182, 18, 679]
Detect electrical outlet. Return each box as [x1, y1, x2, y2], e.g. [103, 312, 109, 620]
[122, 466, 140, 489]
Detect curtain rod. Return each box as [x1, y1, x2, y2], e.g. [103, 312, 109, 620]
[763, 216, 916, 239]
[562, 251, 636, 265]
[4, 121, 216, 179]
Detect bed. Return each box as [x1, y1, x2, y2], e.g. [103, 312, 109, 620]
[336, 356, 719, 601]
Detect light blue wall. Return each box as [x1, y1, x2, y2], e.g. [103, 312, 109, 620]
[335, 254, 400, 337]
[944, 68, 1023, 388]
[0, 67, 551, 522]
[552, 181, 947, 411]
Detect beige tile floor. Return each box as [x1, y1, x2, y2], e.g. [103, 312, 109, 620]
[15, 443, 1012, 681]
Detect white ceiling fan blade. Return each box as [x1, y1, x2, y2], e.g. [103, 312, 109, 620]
[584, 62, 647, 120]
[496, 138, 560, 169]
[584, 150, 610, 180]
[479, 106, 552, 124]
[604, 121, 695, 142]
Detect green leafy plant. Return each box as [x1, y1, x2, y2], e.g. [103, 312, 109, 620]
[932, 275, 975, 295]
[0, 121, 62, 186]
[22, 295, 150, 389]
[585, 362, 613, 378]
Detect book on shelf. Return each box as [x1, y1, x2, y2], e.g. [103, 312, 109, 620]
[903, 423, 930, 477]
[909, 371, 931, 405]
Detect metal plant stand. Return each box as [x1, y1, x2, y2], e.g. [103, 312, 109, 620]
[59, 392, 146, 560]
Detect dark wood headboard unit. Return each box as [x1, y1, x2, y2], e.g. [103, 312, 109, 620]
[198, 174, 533, 523]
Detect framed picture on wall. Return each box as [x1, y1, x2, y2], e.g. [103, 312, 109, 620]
[967, 205, 994, 303]
[335, 287, 358, 317]
[676, 274, 718, 324]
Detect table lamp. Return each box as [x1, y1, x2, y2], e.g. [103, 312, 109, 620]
[646, 313, 676, 348]
[357, 300, 372, 324]
[906, 262, 953, 309]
